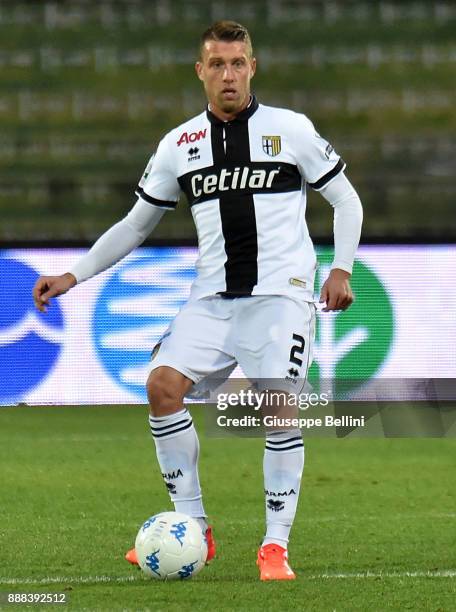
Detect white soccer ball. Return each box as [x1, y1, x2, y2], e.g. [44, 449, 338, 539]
[135, 512, 208, 580]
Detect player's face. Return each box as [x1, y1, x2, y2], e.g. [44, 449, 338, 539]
[195, 40, 256, 119]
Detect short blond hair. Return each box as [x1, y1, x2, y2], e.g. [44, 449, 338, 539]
[200, 20, 253, 58]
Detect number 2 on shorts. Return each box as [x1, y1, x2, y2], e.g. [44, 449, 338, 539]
[289, 333, 305, 366]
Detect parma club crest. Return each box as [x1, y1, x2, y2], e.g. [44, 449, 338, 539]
[262, 135, 281, 157]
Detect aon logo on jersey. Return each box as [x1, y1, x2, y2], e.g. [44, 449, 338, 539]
[191, 167, 280, 198]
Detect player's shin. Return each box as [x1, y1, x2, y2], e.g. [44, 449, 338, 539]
[262, 428, 304, 549]
[148, 409, 207, 525]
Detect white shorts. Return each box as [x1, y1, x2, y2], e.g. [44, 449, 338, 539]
[150, 295, 316, 395]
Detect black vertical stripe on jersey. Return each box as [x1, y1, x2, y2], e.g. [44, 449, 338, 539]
[211, 120, 258, 296]
[210, 123, 225, 163]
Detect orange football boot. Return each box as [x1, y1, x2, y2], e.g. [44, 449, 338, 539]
[125, 526, 216, 565]
[204, 526, 216, 563]
[125, 548, 139, 565]
[257, 543, 296, 581]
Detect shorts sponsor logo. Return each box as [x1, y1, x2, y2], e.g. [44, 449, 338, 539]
[0, 257, 64, 404]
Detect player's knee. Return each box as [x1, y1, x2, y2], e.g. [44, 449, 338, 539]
[147, 369, 182, 415]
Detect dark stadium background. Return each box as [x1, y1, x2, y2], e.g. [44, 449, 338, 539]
[1, 0, 454, 245]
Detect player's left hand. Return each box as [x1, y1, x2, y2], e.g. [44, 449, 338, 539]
[319, 268, 354, 312]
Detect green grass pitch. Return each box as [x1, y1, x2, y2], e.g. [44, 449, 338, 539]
[0, 405, 455, 611]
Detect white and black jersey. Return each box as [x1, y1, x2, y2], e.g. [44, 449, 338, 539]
[135, 96, 345, 301]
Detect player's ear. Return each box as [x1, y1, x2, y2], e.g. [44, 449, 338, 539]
[250, 57, 257, 78]
[195, 61, 204, 81]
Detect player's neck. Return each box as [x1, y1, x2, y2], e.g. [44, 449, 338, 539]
[208, 94, 252, 122]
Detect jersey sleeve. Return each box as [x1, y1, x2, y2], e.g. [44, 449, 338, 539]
[135, 134, 181, 210]
[293, 114, 346, 191]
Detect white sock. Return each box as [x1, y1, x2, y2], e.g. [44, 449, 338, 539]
[149, 408, 206, 519]
[195, 517, 208, 534]
[262, 429, 304, 549]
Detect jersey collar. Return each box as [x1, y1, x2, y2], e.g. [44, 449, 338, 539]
[206, 95, 259, 125]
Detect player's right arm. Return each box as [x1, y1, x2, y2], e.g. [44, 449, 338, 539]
[32, 199, 166, 312]
[33, 134, 180, 313]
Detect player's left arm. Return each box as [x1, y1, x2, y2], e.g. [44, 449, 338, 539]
[318, 172, 363, 311]
[292, 114, 362, 311]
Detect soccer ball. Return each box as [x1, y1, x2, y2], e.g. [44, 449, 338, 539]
[135, 512, 208, 580]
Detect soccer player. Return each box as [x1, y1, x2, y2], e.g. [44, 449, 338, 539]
[33, 21, 362, 580]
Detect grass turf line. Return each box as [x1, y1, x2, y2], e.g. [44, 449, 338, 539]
[0, 405, 455, 611]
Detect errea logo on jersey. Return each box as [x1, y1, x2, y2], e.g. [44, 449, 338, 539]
[177, 129, 207, 146]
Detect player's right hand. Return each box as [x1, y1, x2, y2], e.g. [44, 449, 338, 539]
[33, 273, 77, 313]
